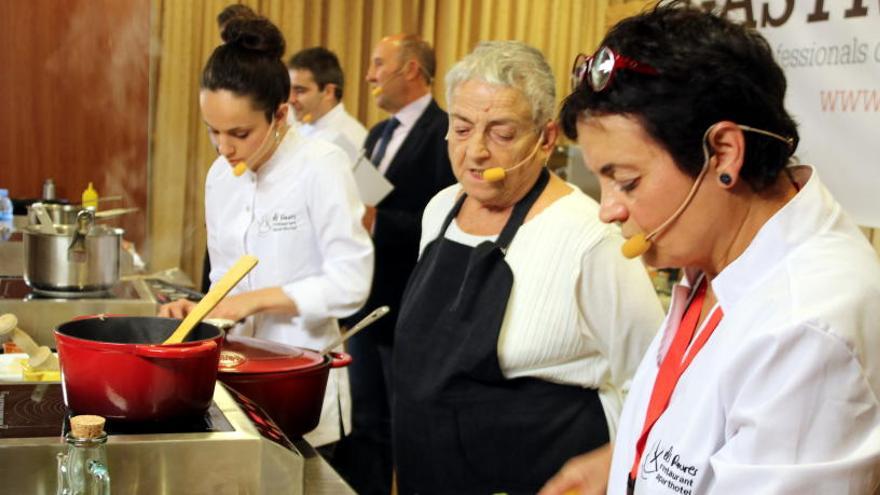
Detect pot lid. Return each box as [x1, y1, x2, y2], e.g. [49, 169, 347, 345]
[218, 335, 325, 374]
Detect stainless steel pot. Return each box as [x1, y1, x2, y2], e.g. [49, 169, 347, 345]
[23, 210, 123, 293]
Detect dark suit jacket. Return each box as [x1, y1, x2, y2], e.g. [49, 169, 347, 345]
[345, 98, 455, 344]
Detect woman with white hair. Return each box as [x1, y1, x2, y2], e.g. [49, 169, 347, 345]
[391, 40, 665, 494]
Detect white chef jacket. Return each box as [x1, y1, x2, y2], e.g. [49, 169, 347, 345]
[609, 166, 880, 494]
[205, 128, 374, 446]
[294, 103, 367, 162]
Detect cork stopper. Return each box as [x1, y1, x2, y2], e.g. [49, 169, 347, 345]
[70, 415, 106, 439]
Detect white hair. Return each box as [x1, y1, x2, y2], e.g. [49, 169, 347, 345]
[445, 40, 556, 127]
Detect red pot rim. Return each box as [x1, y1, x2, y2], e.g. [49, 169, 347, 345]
[55, 330, 217, 349]
[55, 315, 222, 345]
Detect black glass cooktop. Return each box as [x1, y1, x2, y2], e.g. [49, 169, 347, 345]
[0, 383, 232, 439]
[0, 277, 141, 301]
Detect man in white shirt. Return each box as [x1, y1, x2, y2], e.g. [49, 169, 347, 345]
[287, 47, 367, 161]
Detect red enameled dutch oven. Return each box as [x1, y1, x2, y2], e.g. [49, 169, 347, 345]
[217, 334, 352, 439]
[55, 316, 222, 422]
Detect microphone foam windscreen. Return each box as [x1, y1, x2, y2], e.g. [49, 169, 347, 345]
[621, 233, 650, 259]
[482, 167, 506, 182]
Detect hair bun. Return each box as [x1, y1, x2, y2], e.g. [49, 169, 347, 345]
[221, 17, 285, 60]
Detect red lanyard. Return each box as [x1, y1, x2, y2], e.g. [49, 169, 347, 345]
[629, 279, 724, 482]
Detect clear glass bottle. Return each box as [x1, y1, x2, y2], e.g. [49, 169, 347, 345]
[57, 431, 111, 495]
[0, 188, 13, 242]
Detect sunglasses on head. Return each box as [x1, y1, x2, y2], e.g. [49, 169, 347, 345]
[570, 46, 659, 92]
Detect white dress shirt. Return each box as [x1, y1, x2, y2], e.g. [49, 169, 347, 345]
[374, 92, 432, 175]
[297, 103, 367, 162]
[609, 166, 880, 494]
[205, 128, 374, 446]
[420, 183, 665, 440]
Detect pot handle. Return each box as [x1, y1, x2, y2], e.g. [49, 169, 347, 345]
[133, 340, 217, 359]
[329, 351, 353, 368]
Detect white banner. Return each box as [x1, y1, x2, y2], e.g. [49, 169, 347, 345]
[717, 0, 880, 226]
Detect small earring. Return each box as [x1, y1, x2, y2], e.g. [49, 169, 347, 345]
[719, 173, 732, 186]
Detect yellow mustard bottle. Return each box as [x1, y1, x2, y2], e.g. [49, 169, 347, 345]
[81, 182, 99, 209]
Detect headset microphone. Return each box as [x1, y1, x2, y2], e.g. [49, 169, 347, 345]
[371, 70, 405, 97]
[619, 159, 710, 258]
[619, 126, 718, 259]
[617, 123, 793, 259]
[231, 118, 283, 177]
[483, 162, 525, 182]
[481, 132, 545, 183]
[620, 233, 652, 259]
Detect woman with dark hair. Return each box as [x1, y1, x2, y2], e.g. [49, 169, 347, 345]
[159, 16, 374, 447]
[542, 3, 880, 494]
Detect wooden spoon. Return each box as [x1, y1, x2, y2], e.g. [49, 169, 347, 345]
[162, 255, 258, 345]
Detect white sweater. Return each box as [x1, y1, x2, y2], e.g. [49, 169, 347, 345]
[419, 183, 665, 439]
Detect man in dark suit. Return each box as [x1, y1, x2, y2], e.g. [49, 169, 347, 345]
[334, 34, 455, 495]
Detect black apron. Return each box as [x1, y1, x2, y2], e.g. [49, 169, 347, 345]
[392, 168, 609, 495]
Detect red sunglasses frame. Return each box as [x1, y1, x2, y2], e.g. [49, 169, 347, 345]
[571, 46, 659, 92]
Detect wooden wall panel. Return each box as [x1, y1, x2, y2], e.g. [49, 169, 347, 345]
[0, 0, 150, 248]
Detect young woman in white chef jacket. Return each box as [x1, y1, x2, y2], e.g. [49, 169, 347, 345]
[159, 16, 374, 448]
[541, 4, 880, 495]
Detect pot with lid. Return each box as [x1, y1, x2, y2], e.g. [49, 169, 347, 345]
[23, 209, 122, 293]
[217, 333, 352, 439]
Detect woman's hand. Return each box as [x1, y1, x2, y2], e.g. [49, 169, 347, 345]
[538, 443, 613, 495]
[206, 288, 298, 322]
[206, 292, 260, 322]
[158, 298, 197, 319]
[160, 288, 296, 322]
[362, 205, 377, 234]
[158, 294, 255, 322]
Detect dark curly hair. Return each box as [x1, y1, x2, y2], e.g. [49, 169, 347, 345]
[559, 1, 799, 191]
[216, 4, 257, 30]
[201, 16, 290, 122]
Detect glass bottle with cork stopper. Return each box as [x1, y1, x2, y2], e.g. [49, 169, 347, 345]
[57, 415, 111, 494]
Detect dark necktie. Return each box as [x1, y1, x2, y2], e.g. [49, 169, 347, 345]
[371, 117, 400, 168]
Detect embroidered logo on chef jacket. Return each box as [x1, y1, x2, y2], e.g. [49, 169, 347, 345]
[257, 211, 300, 236]
[641, 440, 700, 494]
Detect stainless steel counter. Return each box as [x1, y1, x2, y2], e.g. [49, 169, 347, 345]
[294, 439, 357, 495]
[0, 382, 355, 494]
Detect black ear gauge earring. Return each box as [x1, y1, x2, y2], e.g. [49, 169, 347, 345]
[719, 173, 732, 186]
